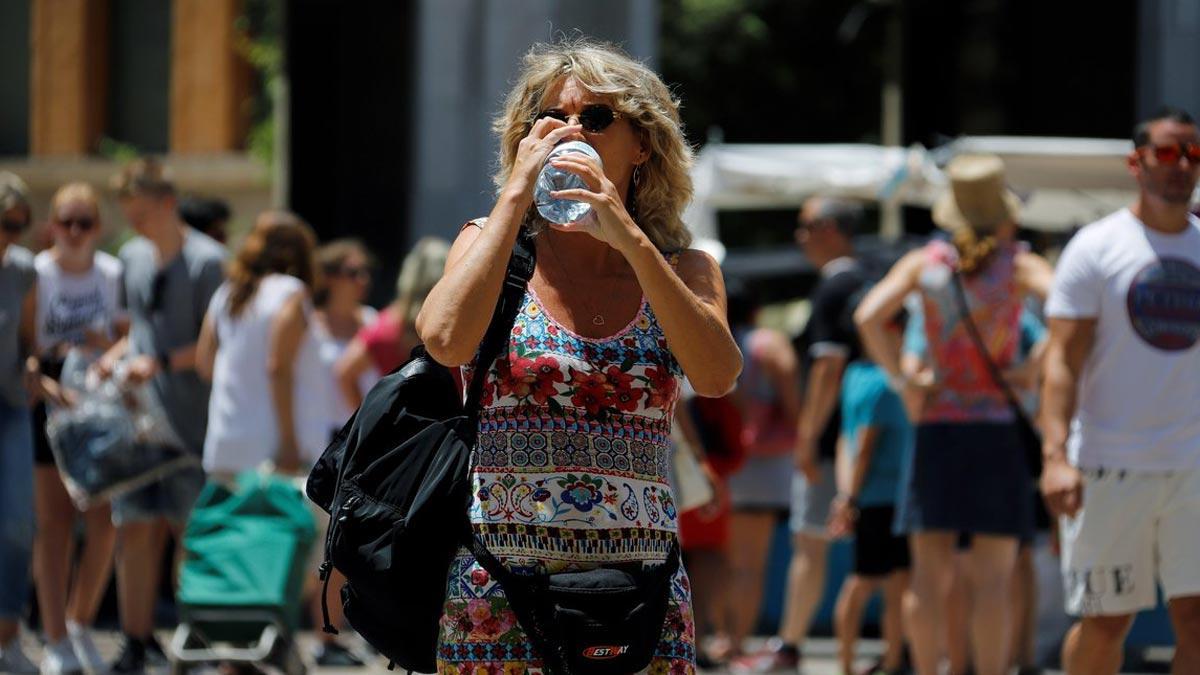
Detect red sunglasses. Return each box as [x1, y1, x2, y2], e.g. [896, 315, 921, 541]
[1139, 141, 1200, 165]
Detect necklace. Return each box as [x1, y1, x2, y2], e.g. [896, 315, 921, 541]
[542, 234, 606, 327]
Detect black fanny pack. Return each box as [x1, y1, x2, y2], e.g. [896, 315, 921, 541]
[471, 537, 680, 675]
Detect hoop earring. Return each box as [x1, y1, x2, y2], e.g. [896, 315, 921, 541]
[632, 165, 642, 187]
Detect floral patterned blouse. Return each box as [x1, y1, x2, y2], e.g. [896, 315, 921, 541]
[918, 238, 1025, 423]
[462, 275, 684, 574]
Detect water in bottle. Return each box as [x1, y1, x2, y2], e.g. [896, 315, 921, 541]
[534, 141, 603, 224]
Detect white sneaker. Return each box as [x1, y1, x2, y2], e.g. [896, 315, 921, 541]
[65, 624, 104, 675]
[39, 638, 83, 675]
[0, 639, 39, 674]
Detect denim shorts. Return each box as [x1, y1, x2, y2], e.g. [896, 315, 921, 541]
[111, 461, 206, 527]
[789, 460, 837, 536]
[727, 453, 793, 510]
[895, 422, 1033, 539]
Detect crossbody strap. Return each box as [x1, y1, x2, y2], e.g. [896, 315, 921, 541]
[464, 228, 536, 417]
[949, 270, 1033, 424]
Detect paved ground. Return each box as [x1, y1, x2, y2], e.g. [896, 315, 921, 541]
[16, 631, 1171, 674]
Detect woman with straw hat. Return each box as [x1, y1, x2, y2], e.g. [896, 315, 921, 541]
[852, 154, 1053, 675]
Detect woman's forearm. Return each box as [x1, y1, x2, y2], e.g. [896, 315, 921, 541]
[624, 240, 741, 396]
[417, 188, 530, 366]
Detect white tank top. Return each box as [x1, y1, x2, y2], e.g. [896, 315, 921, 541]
[203, 274, 319, 473]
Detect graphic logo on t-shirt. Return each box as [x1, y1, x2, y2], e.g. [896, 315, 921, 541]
[1125, 257, 1200, 351]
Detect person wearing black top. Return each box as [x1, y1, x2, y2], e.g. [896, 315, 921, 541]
[733, 197, 867, 672]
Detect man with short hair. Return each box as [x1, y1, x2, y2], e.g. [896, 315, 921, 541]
[734, 197, 867, 672]
[98, 158, 226, 673]
[1042, 107, 1200, 675]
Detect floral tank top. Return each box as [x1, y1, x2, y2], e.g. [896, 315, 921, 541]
[918, 239, 1024, 423]
[462, 273, 684, 574]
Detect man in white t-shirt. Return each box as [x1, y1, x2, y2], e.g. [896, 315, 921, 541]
[1042, 107, 1200, 675]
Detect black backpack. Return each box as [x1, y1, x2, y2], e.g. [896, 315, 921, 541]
[306, 231, 535, 673]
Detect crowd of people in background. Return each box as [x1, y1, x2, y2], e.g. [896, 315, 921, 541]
[0, 103, 1198, 675]
[670, 106, 1200, 675]
[0, 160, 452, 674]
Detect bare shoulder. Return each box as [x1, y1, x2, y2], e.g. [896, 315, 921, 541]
[675, 247, 721, 283]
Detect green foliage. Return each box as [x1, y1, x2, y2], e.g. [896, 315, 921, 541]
[660, 0, 885, 147]
[97, 137, 141, 164]
[236, 0, 284, 167]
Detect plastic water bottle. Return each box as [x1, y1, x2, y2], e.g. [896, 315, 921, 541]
[534, 141, 603, 224]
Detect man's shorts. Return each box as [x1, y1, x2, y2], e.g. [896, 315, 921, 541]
[111, 463, 206, 527]
[854, 505, 910, 577]
[789, 460, 836, 537]
[1060, 466, 1200, 616]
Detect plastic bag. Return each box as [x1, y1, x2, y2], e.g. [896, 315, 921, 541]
[46, 350, 199, 509]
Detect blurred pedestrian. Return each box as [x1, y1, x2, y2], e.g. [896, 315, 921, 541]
[734, 197, 867, 673]
[854, 154, 1052, 675]
[719, 280, 800, 663]
[334, 237, 449, 409]
[178, 195, 232, 245]
[829, 304, 911, 675]
[31, 183, 123, 675]
[417, 38, 741, 674]
[0, 172, 40, 674]
[903, 302, 1048, 675]
[97, 158, 225, 673]
[675, 380, 744, 667]
[195, 210, 319, 476]
[1042, 106, 1200, 675]
[303, 238, 379, 667]
[311, 239, 378, 433]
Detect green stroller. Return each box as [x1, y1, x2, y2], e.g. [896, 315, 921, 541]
[170, 471, 317, 675]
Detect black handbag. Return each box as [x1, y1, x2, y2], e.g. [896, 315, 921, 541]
[306, 229, 535, 673]
[472, 537, 681, 675]
[950, 270, 1043, 477]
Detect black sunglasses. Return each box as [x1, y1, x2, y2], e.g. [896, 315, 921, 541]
[1, 218, 26, 234]
[334, 265, 371, 281]
[535, 104, 622, 133]
[55, 216, 96, 232]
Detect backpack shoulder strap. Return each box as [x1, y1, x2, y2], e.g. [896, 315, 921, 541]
[464, 230, 536, 416]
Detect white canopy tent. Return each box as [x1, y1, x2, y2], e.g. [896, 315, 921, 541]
[684, 136, 1146, 237]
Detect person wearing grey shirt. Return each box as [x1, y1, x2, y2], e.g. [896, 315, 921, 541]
[96, 159, 226, 673]
[0, 173, 40, 674]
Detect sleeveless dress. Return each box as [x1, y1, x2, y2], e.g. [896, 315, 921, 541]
[437, 260, 696, 675]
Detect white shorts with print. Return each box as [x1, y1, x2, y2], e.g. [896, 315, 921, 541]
[1060, 466, 1200, 617]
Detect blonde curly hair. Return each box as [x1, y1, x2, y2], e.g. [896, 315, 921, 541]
[493, 38, 694, 252]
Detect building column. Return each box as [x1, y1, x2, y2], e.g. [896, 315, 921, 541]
[170, 0, 249, 154]
[29, 0, 108, 156]
[1138, 0, 1200, 119]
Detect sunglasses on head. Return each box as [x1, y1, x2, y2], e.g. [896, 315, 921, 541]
[55, 216, 96, 232]
[535, 104, 621, 133]
[1139, 141, 1200, 165]
[1, 218, 26, 234]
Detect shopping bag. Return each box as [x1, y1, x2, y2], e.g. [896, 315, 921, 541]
[46, 350, 198, 509]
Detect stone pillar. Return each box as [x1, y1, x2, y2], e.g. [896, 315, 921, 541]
[1138, 0, 1200, 120]
[29, 0, 108, 156]
[170, 0, 249, 153]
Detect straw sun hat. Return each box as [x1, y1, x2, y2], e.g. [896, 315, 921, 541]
[932, 154, 1022, 232]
